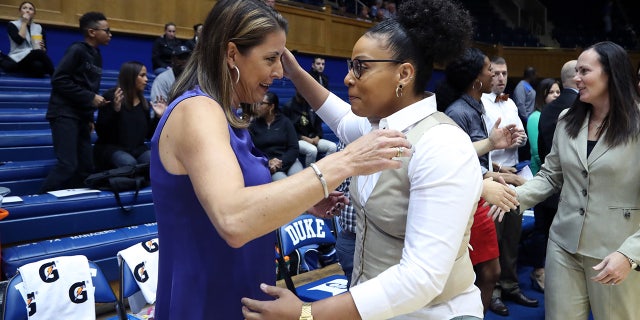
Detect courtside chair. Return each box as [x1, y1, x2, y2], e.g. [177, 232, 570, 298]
[2, 259, 122, 320]
[116, 239, 159, 320]
[277, 213, 348, 302]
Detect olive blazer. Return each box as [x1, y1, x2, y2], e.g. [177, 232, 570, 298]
[517, 109, 640, 263]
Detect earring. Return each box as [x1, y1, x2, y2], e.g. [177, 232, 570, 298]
[395, 84, 403, 98]
[472, 79, 483, 91]
[232, 65, 240, 84]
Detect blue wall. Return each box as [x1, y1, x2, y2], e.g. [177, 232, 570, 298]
[0, 23, 156, 73]
[0, 22, 443, 91]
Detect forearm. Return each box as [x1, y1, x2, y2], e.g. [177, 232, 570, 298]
[473, 138, 493, 157]
[203, 151, 357, 248]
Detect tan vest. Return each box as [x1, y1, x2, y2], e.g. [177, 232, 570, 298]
[350, 112, 475, 307]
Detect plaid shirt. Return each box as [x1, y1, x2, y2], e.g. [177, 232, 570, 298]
[336, 141, 356, 233]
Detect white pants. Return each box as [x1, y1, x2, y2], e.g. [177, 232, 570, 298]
[299, 139, 337, 167]
[545, 239, 640, 320]
[271, 159, 304, 181]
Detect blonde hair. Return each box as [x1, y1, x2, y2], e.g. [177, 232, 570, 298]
[170, 0, 287, 128]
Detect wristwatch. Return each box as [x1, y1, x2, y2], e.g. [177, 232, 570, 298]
[628, 257, 640, 271]
[299, 302, 313, 320]
[620, 251, 640, 271]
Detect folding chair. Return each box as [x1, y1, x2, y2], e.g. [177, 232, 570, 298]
[2, 260, 121, 320]
[117, 239, 159, 320]
[277, 213, 348, 302]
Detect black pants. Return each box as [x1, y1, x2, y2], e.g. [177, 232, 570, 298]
[1, 50, 54, 77]
[528, 193, 559, 268]
[40, 117, 94, 193]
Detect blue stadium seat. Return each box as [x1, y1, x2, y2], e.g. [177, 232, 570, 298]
[2, 223, 158, 281]
[2, 259, 122, 319]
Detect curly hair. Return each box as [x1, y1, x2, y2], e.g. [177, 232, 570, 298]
[435, 47, 486, 111]
[365, 0, 473, 96]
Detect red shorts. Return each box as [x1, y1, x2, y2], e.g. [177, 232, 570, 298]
[469, 198, 499, 265]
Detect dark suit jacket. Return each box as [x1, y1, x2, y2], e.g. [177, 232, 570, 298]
[538, 88, 578, 162]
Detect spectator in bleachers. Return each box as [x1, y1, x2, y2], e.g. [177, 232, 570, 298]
[149, 0, 409, 318]
[263, 0, 276, 7]
[150, 45, 191, 105]
[481, 56, 537, 315]
[282, 90, 337, 167]
[93, 61, 165, 170]
[383, 2, 397, 19]
[151, 22, 183, 75]
[309, 56, 329, 89]
[243, 0, 516, 318]
[513, 66, 537, 122]
[437, 47, 520, 315]
[249, 92, 303, 181]
[1, 2, 54, 77]
[527, 78, 561, 176]
[184, 23, 202, 51]
[493, 41, 640, 320]
[357, 5, 372, 21]
[40, 12, 113, 193]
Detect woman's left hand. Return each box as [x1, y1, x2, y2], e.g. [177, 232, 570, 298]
[307, 191, 348, 218]
[242, 283, 303, 320]
[591, 251, 632, 285]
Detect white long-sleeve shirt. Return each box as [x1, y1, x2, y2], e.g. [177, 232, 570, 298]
[317, 93, 483, 320]
[481, 92, 527, 166]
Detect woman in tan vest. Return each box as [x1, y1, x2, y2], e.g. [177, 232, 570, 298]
[242, 0, 518, 319]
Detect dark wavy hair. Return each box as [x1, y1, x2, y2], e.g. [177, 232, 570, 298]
[118, 61, 149, 111]
[435, 47, 486, 111]
[562, 41, 640, 147]
[365, 0, 473, 96]
[534, 78, 561, 112]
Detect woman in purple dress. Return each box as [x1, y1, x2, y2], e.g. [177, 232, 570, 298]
[149, 1, 411, 319]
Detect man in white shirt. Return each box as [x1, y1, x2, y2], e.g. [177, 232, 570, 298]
[481, 56, 538, 316]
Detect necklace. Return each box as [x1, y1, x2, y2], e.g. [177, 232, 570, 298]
[590, 120, 602, 129]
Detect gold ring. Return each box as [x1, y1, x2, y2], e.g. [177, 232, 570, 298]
[396, 146, 403, 158]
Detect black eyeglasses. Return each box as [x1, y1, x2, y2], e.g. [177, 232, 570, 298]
[347, 59, 402, 79]
[92, 28, 111, 34]
[260, 101, 271, 105]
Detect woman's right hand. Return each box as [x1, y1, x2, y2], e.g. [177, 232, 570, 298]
[481, 176, 518, 212]
[21, 12, 32, 23]
[340, 129, 413, 176]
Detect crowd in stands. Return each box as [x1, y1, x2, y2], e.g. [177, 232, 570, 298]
[3, 1, 640, 319]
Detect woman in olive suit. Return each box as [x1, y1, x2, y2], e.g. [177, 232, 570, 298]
[497, 41, 640, 320]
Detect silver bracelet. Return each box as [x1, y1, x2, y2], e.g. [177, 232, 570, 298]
[309, 163, 329, 199]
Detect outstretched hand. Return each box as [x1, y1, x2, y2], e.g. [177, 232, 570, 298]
[341, 129, 413, 177]
[242, 284, 303, 320]
[481, 176, 518, 212]
[307, 191, 348, 218]
[488, 118, 517, 150]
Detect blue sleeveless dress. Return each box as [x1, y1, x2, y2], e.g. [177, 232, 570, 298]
[150, 87, 273, 319]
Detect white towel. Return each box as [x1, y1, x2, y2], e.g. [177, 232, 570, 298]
[17, 255, 95, 320]
[118, 238, 159, 304]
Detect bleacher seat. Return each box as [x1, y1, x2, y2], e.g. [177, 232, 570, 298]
[0, 159, 56, 195]
[0, 188, 154, 246]
[2, 222, 158, 282]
